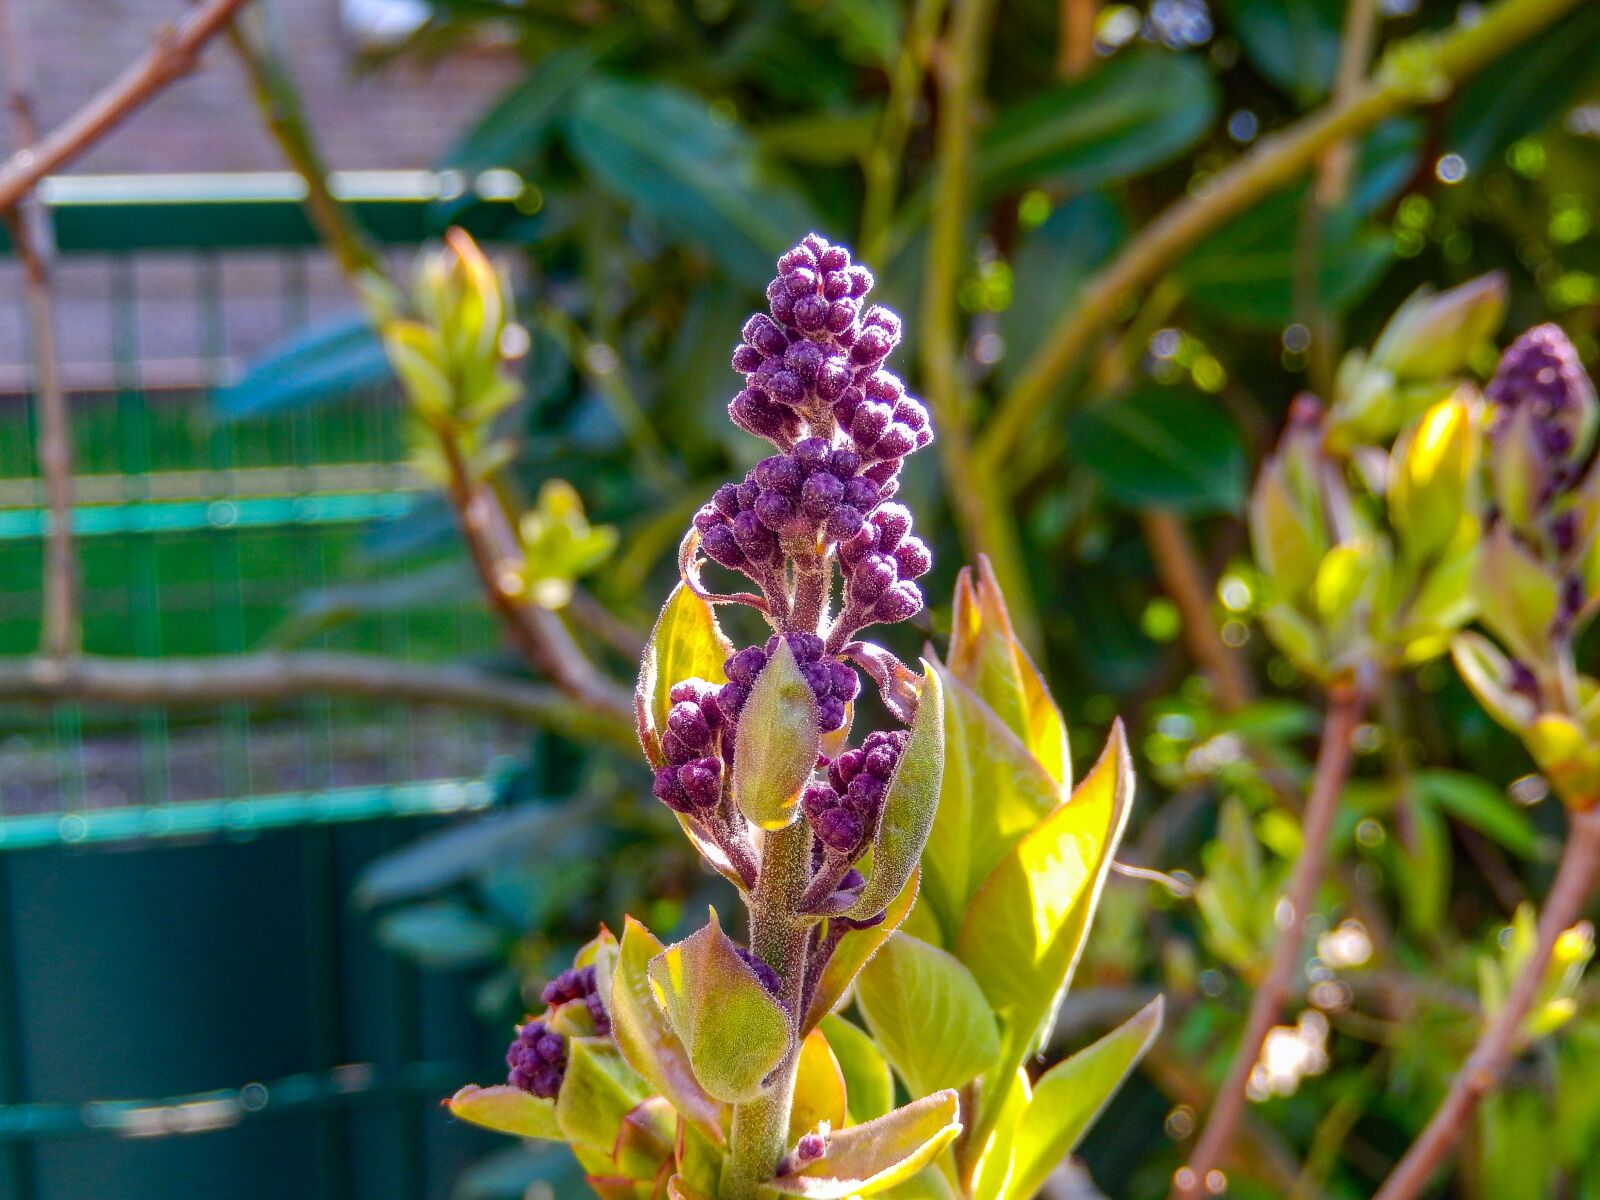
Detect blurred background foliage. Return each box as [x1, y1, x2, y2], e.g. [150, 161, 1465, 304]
[208, 0, 1600, 1195]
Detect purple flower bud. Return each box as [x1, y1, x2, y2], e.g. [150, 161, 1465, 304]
[875, 423, 917, 459]
[839, 528, 876, 570]
[851, 402, 893, 447]
[794, 295, 829, 332]
[736, 947, 784, 998]
[826, 300, 858, 334]
[785, 632, 825, 662]
[661, 730, 692, 766]
[703, 524, 745, 568]
[873, 582, 923, 624]
[825, 505, 864, 541]
[786, 267, 819, 298]
[666, 702, 712, 749]
[819, 244, 851, 272]
[815, 805, 865, 854]
[847, 266, 873, 297]
[726, 646, 769, 686]
[756, 455, 804, 495]
[732, 344, 765, 373]
[756, 490, 798, 532]
[767, 370, 804, 407]
[678, 758, 722, 809]
[795, 1131, 828, 1165]
[744, 314, 788, 357]
[713, 483, 742, 517]
[730, 388, 797, 442]
[794, 436, 831, 469]
[851, 326, 893, 366]
[863, 306, 902, 338]
[834, 386, 863, 427]
[893, 397, 929, 430]
[866, 372, 903, 404]
[507, 1019, 568, 1099]
[823, 271, 850, 301]
[843, 477, 879, 510]
[816, 360, 850, 402]
[693, 505, 722, 533]
[851, 555, 897, 603]
[829, 448, 863, 476]
[894, 537, 932, 579]
[779, 246, 816, 275]
[871, 504, 912, 552]
[817, 697, 847, 732]
[769, 289, 795, 326]
[717, 680, 751, 719]
[864, 459, 902, 487]
[733, 511, 779, 560]
[786, 340, 824, 382]
[828, 659, 860, 700]
[801, 471, 845, 517]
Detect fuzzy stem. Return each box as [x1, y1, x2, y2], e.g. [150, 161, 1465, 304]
[1173, 682, 1364, 1200]
[725, 818, 815, 1199]
[1371, 804, 1600, 1200]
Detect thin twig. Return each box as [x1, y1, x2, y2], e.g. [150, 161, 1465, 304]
[976, 0, 1586, 480]
[859, 0, 947, 263]
[919, 0, 1041, 644]
[1058, 0, 1097, 78]
[0, 0, 75, 658]
[1139, 510, 1253, 712]
[0, 0, 255, 210]
[1371, 806, 1600, 1200]
[1174, 682, 1365, 1200]
[0, 652, 635, 746]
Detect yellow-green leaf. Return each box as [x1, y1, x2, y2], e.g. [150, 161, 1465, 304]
[856, 933, 1001, 1098]
[445, 1083, 562, 1141]
[1002, 998, 1163, 1200]
[921, 661, 1059, 944]
[648, 908, 792, 1103]
[610, 916, 726, 1145]
[953, 722, 1135, 1033]
[821, 1015, 894, 1125]
[636, 582, 734, 766]
[767, 1090, 963, 1198]
[848, 665, 944, 919]
[554, 1037, 652, 1151]
[803, 868, 920, 1034]
[790, 1028, 849, 1142]
[733, 638, 822, 830]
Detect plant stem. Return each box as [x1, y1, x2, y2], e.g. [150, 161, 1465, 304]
[1058, 0, 1097, 78]
[1173, 682, 1365, 1200]
[975, 0, 1586, 480]
[1371, 805, 1600, 1200]
[725, 818, 815, 1200]
[0, 0, 77, 660]
[859, 0, 947, 264]
[1139, 510, 1253, 712]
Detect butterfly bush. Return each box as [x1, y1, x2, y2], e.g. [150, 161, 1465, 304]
[446, 235, 1154, 1200]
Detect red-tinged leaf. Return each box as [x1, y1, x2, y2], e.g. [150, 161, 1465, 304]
[612, 1097, 677, 1180]
[767, 1090, 963, 1197]
[666, 1177, 716, 1200]
[611, 917, 727, 1145]
[803, 868, 920, 1034]
[649, 909, 792, 1103]
[637, 582, 734, 767]
[847, 665, 944, 920]
[445, 1083, 562, 1140]
[790, 1028, 849, 1143]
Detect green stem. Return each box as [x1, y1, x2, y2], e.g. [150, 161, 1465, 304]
[859, 0, 948, 264]
[976, 0, 1586, 480]
[724, 819, 815, 1200]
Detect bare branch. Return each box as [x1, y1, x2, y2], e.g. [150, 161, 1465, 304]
[0, 652, 635, 747]
[0, 0, 255, 212]
[0, 0, 76, 657]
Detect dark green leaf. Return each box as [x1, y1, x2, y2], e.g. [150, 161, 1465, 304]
[1068, 386, 1247, 514]
[564, 76, 820, 288]
[976, 52, 1218, 196]
[376, 901, 503, 969]
[1225, 0, 1343, 105]
[214, 313, 389, 420]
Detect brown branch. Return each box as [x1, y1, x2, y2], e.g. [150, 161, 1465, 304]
[1372, 805, 1600, 1200]
[0, 0, 255, 211]
[0, 0, 76, 657]
[0, 652, 635, 746]
[1139, 510, 1253, 712]
[437, 434, 632, 723]
[1058, 0, 1097, 78]
[1173, 682, 1365, 1200]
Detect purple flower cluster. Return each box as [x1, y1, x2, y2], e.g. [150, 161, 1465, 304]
[838, 504, 931, 627]
[802, 730, 909, 858]
[541, 964, 611, 1035]
[720, 634, 860, 734]
[506, 1019, 566, 1099]
[1487, 324, 1598, 509]
[652, 680, 727, 814]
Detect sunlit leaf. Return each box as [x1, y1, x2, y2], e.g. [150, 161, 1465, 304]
[648, 909, 792, 1103]
[446, 1083, 563, 1141]
[636, 582, 734, 766]
[821, 1015, 894, 1125]
[734, 638, 823, 830]
[790, 1029, 849, 1142]
[856, 932, 1001, 1097]
[767, 1090, 963, 1198]
[1002, 998, 1164, 1200]
[555, 1037, 653, 1151]
[804, 868, 920, 1033]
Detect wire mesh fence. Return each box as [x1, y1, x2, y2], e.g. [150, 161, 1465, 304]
[0, 175, 528, 1200]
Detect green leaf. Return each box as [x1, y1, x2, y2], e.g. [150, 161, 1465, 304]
[804, 868, 921, 1034]
[767, 1091, 963, 1198]
[214, 312, 389, 420]
[856, 932, 1001, 1097]
[976, 51, 1218, 196]
[882, 1167, 959, 1199]
[610, 917, 726, 1145]
[791, 1029, 849, 1141]
[648, 909, 792, 1103]
[564, 76, 820, 289]
[375, 901, 502, 969]
[1002, 998, 1164, 1200]
[1445, 4, 1600, 170]
[636, 582, 734, 766]
[733, 638, 823, 830]
[954, 723, 1135, 1039]
[921, 663, 1060, 945]
[820, 1015, 895, 1125]
[554, 1037, 653, 1151]
[1225, 0, 1343, 105]
[1416, 770, 1543, 860]
[1068, 386, 1248, 515]
[441, 33, 626, 174]
[848, 664, 944, 918]
[446, 1084, 563, 1141]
